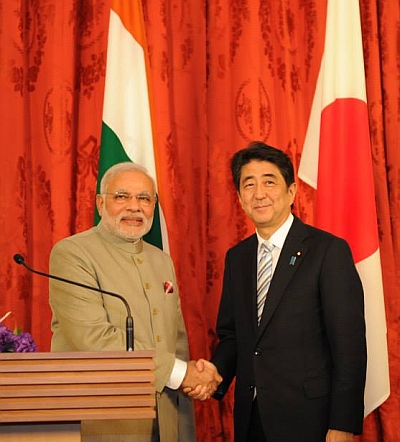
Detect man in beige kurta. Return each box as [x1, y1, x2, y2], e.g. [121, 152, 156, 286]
[49, 163, 215, 442]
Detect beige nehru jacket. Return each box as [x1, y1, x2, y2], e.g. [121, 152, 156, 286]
[49, 221, 190, 392]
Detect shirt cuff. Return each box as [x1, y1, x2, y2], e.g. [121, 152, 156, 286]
[166, 358, 187, 390]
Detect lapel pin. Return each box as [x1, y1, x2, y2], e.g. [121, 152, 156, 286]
[289, 251, 302, 266]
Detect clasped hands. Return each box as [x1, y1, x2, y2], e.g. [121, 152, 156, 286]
[181, 359, 222, 401]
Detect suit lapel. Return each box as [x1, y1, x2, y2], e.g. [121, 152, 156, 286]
[240, 235, 259, 336]
[257, 217, 310, 339]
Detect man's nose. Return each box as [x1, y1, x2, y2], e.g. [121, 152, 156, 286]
[254, 184, 267, 199]
[126, 195, 141, 210]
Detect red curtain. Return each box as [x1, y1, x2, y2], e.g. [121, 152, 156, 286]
[1, 1, 399, 441]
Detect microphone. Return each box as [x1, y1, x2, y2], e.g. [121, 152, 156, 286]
[13, 253, 134, 351]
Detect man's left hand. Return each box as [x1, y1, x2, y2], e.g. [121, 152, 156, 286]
[326, 429, 354, 442]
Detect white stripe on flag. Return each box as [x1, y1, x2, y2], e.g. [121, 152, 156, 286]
[100, 4, 170, 253]
[103, 10, 157, 181]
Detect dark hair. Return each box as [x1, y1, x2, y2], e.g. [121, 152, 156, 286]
[231, 141, 295, 191]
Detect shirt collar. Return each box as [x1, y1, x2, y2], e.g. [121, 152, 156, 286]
[256, 213, 294, 250]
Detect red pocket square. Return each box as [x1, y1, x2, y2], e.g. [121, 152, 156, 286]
[164, 280, 174, 294]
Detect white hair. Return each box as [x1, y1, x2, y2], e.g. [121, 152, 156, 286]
[99, 162, 156, 194]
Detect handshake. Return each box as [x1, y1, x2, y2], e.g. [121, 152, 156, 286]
[181, 359, 222, 401]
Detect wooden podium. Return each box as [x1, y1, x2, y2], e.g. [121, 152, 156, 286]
[0, 351, 156, 441]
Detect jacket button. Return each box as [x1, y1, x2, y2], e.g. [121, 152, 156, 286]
[254, 348, 261, 356]
[249, 385, 255, 391]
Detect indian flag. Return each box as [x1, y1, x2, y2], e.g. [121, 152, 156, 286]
[96, 0, 169, 252]
[298, 0, 390, 416]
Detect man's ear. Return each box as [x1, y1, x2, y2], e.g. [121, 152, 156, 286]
[237, 190, 245, 211]
[289, 182, 297, 201]
[96, 194, 104, 217]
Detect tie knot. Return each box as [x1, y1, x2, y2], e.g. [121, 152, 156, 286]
[261, 241, 274, 254]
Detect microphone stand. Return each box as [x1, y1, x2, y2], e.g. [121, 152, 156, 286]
[14, 254, 134, 351]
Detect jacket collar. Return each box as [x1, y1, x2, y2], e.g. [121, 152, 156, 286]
[256, 216, 310, 339]
[96, 220, 144, 254]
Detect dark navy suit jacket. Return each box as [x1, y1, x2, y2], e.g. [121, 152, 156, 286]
[212, 215, 367, 442]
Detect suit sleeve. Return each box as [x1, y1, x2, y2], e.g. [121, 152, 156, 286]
[172, 263, 190, 363]
[321, 237, 367, 433]
[211, 250, 238, 400]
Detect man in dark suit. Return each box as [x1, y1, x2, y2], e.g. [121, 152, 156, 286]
[194, 142, 367, 442]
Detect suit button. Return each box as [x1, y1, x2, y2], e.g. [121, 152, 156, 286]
[254, 348, 261, 356]
[249, 385, 255, 391]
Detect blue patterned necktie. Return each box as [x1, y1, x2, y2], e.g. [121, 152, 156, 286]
[257, 242, 274, 324]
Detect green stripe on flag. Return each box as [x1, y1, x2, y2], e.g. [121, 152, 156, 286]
[95, 122, 131, 223]
[95, 122, 163, 250]
[144, 200, 163, 248]
[97, 123, 131, 190]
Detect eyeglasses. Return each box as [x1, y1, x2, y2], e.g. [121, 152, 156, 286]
[102, 191, 157, 207]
